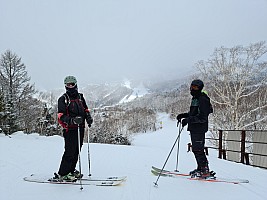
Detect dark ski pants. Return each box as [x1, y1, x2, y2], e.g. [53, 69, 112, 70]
[190, 132, 209, 170]
[58, 128, 84, 176]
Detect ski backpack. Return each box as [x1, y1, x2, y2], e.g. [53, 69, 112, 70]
[202, 90, 213, 114]
[63, 93, 85, 114]
[58, 93, 87, 129]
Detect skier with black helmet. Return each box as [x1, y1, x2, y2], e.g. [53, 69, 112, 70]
[53, 76, 93, 181]
[176, 79, 214, 178]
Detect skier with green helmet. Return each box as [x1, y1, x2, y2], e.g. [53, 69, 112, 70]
[53, 75, 93, 181]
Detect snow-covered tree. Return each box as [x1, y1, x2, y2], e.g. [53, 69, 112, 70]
[0, 91, 4, 121]
[0, 50, 36, 133]
[21, 96, 43, 133]
[36, 91, 60, 135]
[196, 41, 267, 130]
[89, 105, 157, 145]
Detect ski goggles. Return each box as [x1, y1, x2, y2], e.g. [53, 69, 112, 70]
[190, 85, 200, 91]
[65, 82, 76, 88]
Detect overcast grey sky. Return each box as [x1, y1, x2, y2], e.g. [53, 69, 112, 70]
[0, 0, 267, 90]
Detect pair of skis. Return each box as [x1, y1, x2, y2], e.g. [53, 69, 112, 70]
[151, 166, 249, 184]
[24, 174, 127, 186]
[23, 167, 249, 187]
[151, 123, 249, 185]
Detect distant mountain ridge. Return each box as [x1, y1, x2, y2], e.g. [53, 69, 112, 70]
[43, 77, 189, 108]
[80, 78, 188, 107]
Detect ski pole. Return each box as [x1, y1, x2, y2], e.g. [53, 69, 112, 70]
[87, 127, 92, 176]
[175, 122, 182, 172]
[77, 124, 83, 190]
[153, 126, 184, 187]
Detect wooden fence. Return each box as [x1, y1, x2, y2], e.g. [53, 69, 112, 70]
[188, 130, 267, 169]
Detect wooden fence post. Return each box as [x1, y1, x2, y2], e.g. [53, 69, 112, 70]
[240, 130, 246, 164]
[218, 130, 223, 159]
[244, 153, 250, 165]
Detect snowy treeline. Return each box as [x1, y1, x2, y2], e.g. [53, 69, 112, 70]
[0, 50, 61, 135]
[0, 42, 267, 143]
[35, 91, 61, 136]
[122, 86, 191, 119]
[88, 106, 157, 145]
[196, 41, 267, 130]
[0, 50, 41, 134]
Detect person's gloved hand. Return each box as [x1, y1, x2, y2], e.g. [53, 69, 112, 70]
[176, 113, 188, 122]
[181, 118, 188, 127]
[85, 112, 93, 127]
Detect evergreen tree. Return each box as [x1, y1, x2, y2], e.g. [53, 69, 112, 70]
[0, 50, 36, 133]
[0, 91, 5, 131]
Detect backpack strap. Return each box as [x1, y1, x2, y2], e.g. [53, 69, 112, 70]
[63, 93, 86, 116]
[62, 93, 70, 117]
[64, 93, 83, 106]
[63, 93, 70, 107]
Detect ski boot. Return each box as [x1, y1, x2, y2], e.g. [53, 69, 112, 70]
[195, 167, 216, 180]
[48, 173, 61, 182]
[60, 172, 77, 182]
[49, 172, 77, 182]
[189, 168, 201, 177]
[72, 170, 83, 179]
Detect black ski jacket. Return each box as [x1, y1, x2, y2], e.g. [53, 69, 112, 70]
[58, 92, 89, 129]
[182, 92, 212, 133]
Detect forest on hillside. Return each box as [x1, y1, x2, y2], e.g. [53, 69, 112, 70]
[0, 42, 266, 145]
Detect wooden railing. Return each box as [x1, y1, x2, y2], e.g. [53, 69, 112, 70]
[188, 130, 267, 169]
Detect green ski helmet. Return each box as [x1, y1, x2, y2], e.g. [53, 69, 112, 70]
[64, 76, 77, 86]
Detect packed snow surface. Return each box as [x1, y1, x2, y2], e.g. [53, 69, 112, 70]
[1, 114, 266, 200]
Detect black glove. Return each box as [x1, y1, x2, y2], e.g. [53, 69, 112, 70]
[85, 112, 93, 127]
[181, 118, 188, 127]
[176, 113, 188, 122]
[72, 116, 83, 125]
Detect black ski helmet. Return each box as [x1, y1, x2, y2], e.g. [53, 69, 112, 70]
[191, 79, 204, 90]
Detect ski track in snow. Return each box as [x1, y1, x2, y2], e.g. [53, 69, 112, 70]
[1, 113, 267, 200]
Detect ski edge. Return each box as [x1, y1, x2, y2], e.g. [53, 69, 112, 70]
[24, 177, 124, 186]
[151, 167, 249, 184]
[151, 166, 190, 176]
[81, 175, 127, 182]
[23, 174, 126, 186]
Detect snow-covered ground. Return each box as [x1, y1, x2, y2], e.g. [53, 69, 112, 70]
[1, 113, 266, 200]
